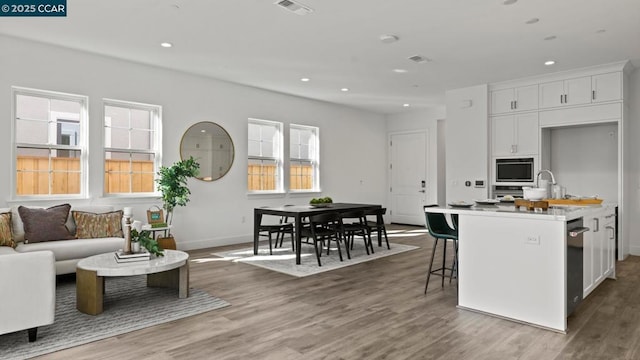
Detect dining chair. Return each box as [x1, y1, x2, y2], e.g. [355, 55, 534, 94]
[423, 205, 458, 294]
[340, 210, 374, 255]
[302, 212, 349, 266]
[258, 215, 295, 255]
[364, 207, 390, 250]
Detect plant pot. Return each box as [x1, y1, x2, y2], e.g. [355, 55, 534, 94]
[132, 242, 141, 253]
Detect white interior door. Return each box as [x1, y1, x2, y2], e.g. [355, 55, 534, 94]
[390, 131, 428, 225]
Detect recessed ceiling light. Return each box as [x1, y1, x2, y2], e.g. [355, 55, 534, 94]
[300, 77, 310, 82]
[341, 88, 350, 92]
[393, 69, 408, 73]
[379, 34, 399, 44]
[403, 104, 410, 107]
[160, 42, 173, 48]
[544, 35, 557, 41]
[525, 18, 539, 24]
[201, 129, 206, 133]
[544, 60, 556, 66]
[503, 0, 517, 5]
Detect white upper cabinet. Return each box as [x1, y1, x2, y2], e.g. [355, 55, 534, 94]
[490, 85, 538, 114]
[592, 72, 622, 103]
[539, 76, 592, 109]
[491, 112, 539, 157]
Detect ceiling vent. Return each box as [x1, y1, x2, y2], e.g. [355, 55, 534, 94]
[274, 0, 314, 15]
[408, 55, 432, 64]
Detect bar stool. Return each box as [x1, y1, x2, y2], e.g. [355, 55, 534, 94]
[423, 205, 458, 294]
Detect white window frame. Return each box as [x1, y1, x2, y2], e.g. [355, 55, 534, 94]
[11, 86, 89, 200]
[289, 124, 320, 192]
[248, 118, 284, 193]
[102, 99, 162, 197]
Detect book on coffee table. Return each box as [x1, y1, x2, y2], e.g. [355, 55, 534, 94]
[115, 250, 151, 261]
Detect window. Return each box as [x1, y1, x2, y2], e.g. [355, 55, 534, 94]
[103, 100, 162, 195]
[289, 124, 319, 191]
[248, 119, 283, 192]
[12, 87, 88, 197]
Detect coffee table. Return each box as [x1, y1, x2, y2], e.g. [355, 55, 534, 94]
[76, 249, 189, 315]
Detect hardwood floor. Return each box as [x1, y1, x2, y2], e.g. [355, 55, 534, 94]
[37, 225, 640, 360]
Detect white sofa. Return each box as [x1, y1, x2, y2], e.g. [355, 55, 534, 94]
[10, 205, 125, 275]
[0, 205, 125, 341]
[0, 247, 55, 342]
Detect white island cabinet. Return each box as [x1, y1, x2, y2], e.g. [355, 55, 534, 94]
[425, 204, 615, 333]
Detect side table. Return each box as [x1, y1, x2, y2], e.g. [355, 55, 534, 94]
[142, 224, 176, 250]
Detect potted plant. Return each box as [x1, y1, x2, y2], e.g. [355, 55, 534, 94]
[131, 227, 164, 256]
[154, 157, 200, 248]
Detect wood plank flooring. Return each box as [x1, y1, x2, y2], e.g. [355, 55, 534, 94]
[36, 225, 640, 360]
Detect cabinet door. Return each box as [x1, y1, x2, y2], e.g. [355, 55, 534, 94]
[583, 220, 595, 297]
[514, 85, 538, 112]
[592, 72, 622, 103]
[603, 212, 616, 277]
[539, 81, 565, 109]
[565, 76, 592, 106]
[491, 88, 515, 114]
[491, 115, 515, 156]
[592, 216, 604, 286]
[514, 113, 539, 155]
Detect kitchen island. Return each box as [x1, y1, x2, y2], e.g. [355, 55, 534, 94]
[425, 203, 616, 333]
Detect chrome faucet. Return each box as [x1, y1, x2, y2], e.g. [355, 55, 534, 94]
[536, 169, 556, 187]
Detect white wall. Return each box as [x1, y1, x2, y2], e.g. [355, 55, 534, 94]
[627, 67, 640, 255]
[385, 107, 445, 206]
[0, 35, 387, 250]
[548, 123, 618, 202]
[445, 85, 489, 203]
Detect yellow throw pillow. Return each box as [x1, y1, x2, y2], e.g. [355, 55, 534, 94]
[0, 212, 14, 248]
[73, 210, 124, 239]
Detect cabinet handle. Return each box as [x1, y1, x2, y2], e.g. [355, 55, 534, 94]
[514, 100, 517, 109]
[606, 226, 615, 240]
[593, 218, 599, 232]
[564, 94, 568, 103]
[560, 94, 564, 104]
[510, 101, 514, 110]
[605, 214, 615, 219]
[592, 90, 596, 101]
[511, 144, 517, 153]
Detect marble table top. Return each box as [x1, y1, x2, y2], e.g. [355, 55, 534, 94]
[76, 249, 189, 277]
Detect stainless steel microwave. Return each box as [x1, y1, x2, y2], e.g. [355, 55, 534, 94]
[496, 158, 534, 182]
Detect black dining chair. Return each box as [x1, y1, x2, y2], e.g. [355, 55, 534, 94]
[302, 212, 349, 266]
[423, 205, 458, 294]
[364, 207, 390, 250]
[340, 210, 374, 255]
[258, 216, 295, 255]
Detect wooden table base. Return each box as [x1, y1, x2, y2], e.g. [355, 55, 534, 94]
[76, 262, 189, 315]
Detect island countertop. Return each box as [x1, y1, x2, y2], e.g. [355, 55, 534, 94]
[426, 202, 616, 222]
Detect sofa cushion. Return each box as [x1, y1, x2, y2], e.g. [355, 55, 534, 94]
[15, 237, 124, 261]
[0, 212, 14, 248]
[72, 210, 124, 238]
[18, 204, 75, 243]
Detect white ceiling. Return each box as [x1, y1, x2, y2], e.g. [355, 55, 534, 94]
[1, 0, 639, 115]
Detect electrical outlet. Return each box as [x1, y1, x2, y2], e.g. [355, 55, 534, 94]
[525, 235, 540, 245]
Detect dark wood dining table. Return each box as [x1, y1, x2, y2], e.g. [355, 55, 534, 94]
[254, 203, 382, 265]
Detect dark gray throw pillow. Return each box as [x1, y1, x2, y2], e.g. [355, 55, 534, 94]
[18, 204, 75, 243]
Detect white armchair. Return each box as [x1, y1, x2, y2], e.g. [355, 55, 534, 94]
[0, 249, 55, 342]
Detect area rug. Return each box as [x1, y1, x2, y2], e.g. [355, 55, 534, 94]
[212, 240, 418, 277]
[0, 276, 230, 360]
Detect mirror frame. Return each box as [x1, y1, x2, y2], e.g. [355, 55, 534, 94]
[179, 121, 235, 182]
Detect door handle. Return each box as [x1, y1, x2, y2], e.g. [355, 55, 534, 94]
[418, 190, 426, 193]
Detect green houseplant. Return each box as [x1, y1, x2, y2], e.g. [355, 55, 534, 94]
[155, 156, 200, 230]
[131, 228, 164, 256]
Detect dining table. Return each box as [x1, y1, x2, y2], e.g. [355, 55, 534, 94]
[254, 203, 382, 265]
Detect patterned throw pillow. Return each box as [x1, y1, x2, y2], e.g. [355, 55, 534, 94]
[18, 204, 75, 243]
[73, 210, 124, 239]
[0, 212, 15, 248]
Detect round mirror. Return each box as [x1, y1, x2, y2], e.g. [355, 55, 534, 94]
[180, 122, 234, 181]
